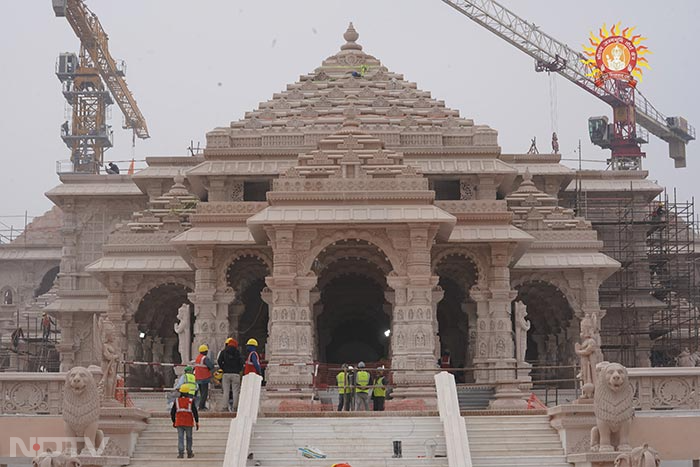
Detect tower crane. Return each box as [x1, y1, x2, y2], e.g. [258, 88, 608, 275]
[52, 0, 149, 174]
[441, 0, 695, 170]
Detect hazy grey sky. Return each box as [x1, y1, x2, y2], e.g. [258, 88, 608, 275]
[2, 1, 698, 225]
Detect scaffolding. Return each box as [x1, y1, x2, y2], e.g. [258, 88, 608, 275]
[574, 186, 699, 367]
[0, 315, 61, 372]
[647, 191, 699, 365]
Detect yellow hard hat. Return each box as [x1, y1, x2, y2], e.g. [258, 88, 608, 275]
[179, 383, 195, 394]
[246, 338, 258, 347]
[213, 369, 224, 381]
[198, 344, 209, 353]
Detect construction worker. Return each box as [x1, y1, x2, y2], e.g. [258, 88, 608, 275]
[244, 338, 262, 375]
[193, 344, 214, 411]
[170, 383, 199, 459]
[355, 361, 371, 411]
[217, 337, 243, 412]
[336, 363, 351, 411]
[372, 366, 387, 411]
[40, 312, 55, 341]
[106, 162, 120, 174]
[176, 366, 197, 395]
[440, 349, 451, 368]
[169, 365, 196, 410]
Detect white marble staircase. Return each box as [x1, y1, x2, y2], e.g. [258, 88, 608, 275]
[247, 416, 448, 467]
[465, 414, 569, 467]
[128, 416, 230, 467]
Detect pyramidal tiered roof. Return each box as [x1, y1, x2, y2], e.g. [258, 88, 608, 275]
[267, 118, 432, 205]
[205, 23, 499, 157]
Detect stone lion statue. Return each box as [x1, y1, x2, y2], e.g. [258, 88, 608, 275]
[63, 367, 103, 455]
[614, 444, 661, 467]
[591, 362, 634, 452]
[32, 451, 81, 467]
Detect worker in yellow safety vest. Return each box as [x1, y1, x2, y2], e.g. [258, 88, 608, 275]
[372, 366, 387, 411]
[336, 363, 352, 412]
[354, 361, 371, 411]
[176, 366, 197, 397]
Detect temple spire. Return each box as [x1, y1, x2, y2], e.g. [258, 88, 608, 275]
[341, 22, 362, 51]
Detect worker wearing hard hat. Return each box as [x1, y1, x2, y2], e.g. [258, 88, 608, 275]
[336, 363, 352, 412]
[372, 366, 387, 411]
[217, 337, 244, 412]
[193, 344, 215, 411]
[244, 338, 262, 375]
[355, 361, 371, 411]
[175, 365, 197, 397]
[170, 383, 199, 459]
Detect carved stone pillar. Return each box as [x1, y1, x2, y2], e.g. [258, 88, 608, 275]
[387, 274, 440, 389]
[104, 274, 132, 364]
[228, 301, 245, 340]
[213, 288, 236, 351]
[264, 274, 317, 387]
[580, 271, 606, 360]
[57, 314, 75, 372]
[126, 321, 140, 360]
[471, 244, 518, 385]
[430, 286, 445, 359]
[463, 302, 477, 379]
[188, 248, 218, 358]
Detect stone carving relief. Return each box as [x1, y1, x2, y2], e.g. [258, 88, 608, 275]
[96, 316, 120, 402]
[514, 301, 530, 363]
[614, 445, 661, 467]
[591, 362, 634, 453]
[174, 303, 191, 363]
[63, 366, 104, 454]
[3, 382, 49, 413]
[575, 312, 603, 399]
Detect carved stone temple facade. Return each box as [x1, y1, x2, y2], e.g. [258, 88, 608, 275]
[9, 25, 630, 400]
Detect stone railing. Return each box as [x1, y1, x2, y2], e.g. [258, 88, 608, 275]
[435, 371, 472, 467]
[628, 367, 700, 410]
[0, 372, 64, 415]
[223, 373, 263, 467]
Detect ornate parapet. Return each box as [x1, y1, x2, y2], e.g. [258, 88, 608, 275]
[0, 372, 64, 415]
[628, 367, 700, 410]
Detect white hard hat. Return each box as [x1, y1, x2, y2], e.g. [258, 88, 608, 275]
[358, 361, 366, 368]
[348, 366, 354, 370]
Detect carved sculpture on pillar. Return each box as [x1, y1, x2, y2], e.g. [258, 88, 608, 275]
[514, 301, 530, 363]
[62, 366, 104, 454]
[174, 304, 192, 363]
[614, 444, 661, 467]
[591, 362, 634, 453]
[95, 317, 120, 402]
[575, 312, 603, 399]
[676, 347, 699, 367]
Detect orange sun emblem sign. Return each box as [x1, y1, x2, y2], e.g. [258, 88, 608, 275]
[582, 22, 650, 87]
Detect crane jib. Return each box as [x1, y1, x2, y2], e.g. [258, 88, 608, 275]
[441, 0, 694, 169]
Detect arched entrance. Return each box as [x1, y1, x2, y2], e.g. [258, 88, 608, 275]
[132, 282, 192, 387]
[515, 280, 575, 382]
[434, 252, 479, 380]
[35, 266, 59, 298]
[226, 255, 271, 352]
[313, 240, 392, 365]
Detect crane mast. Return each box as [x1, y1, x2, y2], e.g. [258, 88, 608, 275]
[53, 0, 149, 174]
[441, 0, 695, 169]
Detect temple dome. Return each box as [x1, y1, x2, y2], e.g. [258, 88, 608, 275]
[205, 24, 499, 157]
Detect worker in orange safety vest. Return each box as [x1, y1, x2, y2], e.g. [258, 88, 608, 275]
[170, 383, 199, 459]
[193, 344, 214, 410]
[244, 338, 262, 375]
